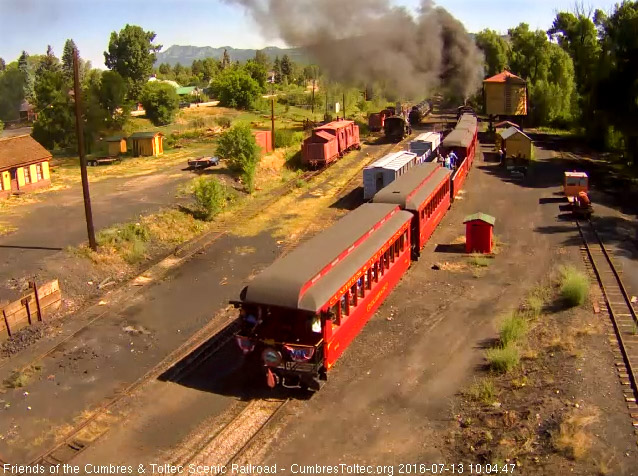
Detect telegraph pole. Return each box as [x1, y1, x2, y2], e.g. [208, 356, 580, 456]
[72, 48, 97, 251]
[311, 78, 316, 115]
[342, 93, 346, 120]
[271, 98, 276, 150]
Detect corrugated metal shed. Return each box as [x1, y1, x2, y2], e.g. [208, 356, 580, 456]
[499, 127, 530, 141]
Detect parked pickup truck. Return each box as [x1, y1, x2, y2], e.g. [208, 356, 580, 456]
[188, 156, 220, 169]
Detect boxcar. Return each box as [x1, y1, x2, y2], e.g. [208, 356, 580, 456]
[362, 151, 418, 200]
[302, 120, 361, 167]
[409, 132, 441, 162]
[233, 203, 413, 390]
[373, 163, 451, 258]
[440, 113, 478, 200]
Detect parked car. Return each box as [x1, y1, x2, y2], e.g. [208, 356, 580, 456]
[188, 156, 220, 169]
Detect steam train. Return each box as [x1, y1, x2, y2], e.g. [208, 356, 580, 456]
[232, 109, 478, 391]
[409, 100, 433, 126]
[301, 120, 361, 168]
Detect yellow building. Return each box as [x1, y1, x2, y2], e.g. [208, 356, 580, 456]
[130, 132, 164, 157]
[483, 71, 527, 116]
[499, 127, 533, 160]
[0, 135, 52, 199]
[105, 136, 127, 156]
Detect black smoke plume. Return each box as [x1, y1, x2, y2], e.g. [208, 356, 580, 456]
[226, 0, 484, 100]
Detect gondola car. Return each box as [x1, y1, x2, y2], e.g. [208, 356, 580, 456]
[232, 203, 413, 390]
[302, 120, 361, 168]
[373, 163, 451, 259]
[384, 116, 411, 142]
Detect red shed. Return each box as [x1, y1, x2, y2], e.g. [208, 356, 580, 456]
[463, 213, 496, 254]
[253, 130, 273, 154]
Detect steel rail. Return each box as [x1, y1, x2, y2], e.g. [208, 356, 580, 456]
[576, 219, 638, 404]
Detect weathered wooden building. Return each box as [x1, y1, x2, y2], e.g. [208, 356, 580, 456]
[483, 71, 527, 117]
[0, 135, 52, 198]
[105, 136, 127, 156]
[498, 126, 533, 160]
[129, 132, 164, 157]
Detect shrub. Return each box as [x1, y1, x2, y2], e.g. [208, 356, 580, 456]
[216, 123, 260, 193]
[140, 82, 180, 126]
[467, 377, 496, 404]
[485, 344, 520, 373]
[210, 68, 261, 109]
[559, 266, 589, 307]
[97, 222, 151, 247]
[526, 295, 544, 319]
[275, 129, 304, 148]
[215, 116, 232, 129]
[192, 177, 231, 220]
[499, 314, 527, 347]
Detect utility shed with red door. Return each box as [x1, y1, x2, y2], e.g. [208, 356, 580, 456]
[463, 213, 496, 254]
[253, 130, 273, 154]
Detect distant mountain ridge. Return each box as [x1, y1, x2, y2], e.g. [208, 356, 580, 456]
[155, 45, 309, 67]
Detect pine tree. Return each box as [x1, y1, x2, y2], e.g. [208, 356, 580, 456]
[0, 58, 5, 72]
[221, 49, 231, 70]
[37, 45, 60, 74]
[280, 54, 292, 83]
[273, 56, 282, 84]
[62, 39, 77, 80]
[18, 51, 34, 101]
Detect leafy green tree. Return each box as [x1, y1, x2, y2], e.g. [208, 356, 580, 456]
[216, 123, 260, 193]
[475, 29, 509, 77]
[98, 70, 129, 127]
[243, 60, 268, 90]
[173, 63, 184, 77]
[192, 177, 230, 220]
[201, 58, 219, 83]
[104, 24, 162, 100]
[221, 49, 231, 70]
[0, 68, 26, 121]
[0, 58, 5, 71]
[62, 39, 77, 81]
[595, 1, 638, 163]
[32, 69, 74, 149]
[210, 68, 261, 109]
[158, 63, 171, 75]
[508, 23, 551, 83]
[139, 81, 179, 126]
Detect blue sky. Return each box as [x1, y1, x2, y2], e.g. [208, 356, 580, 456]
[0, 0, 621, 67]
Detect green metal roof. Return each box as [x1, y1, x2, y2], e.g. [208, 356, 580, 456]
[176, 86, 197, 95]
[129, 132, 163, 139]
[463, 213, 496, 225]
[104, 135, 126, 142]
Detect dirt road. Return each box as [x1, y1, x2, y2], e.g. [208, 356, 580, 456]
[0, 162, 194, 301]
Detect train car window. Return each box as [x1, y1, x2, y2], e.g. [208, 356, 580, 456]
[395, 241, 400, 257]
[385, 251, 390, 268]
[358, 278, 365, 298]
[399, 234, 405, 252]
[351, 284, 357, 306]
[341, 295, 348, 317]
[367, 268, 372, 289]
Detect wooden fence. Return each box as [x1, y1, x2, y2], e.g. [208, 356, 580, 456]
[0, 280, 61, 339]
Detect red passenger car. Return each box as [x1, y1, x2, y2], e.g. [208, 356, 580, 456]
[373, 163, 451, 258]
[302, 120, 361, 168]
[440, 113, 478, 200]
[232, 203, 413, 390]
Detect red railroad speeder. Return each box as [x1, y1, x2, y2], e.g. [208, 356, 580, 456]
[373, 162, 452, 259]
[302, 120, 361, 168]
[232, 203, 412, 390]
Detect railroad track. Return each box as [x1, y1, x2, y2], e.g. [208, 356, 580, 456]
[172, 398, 290, 472]
[576, 219, 638, 427]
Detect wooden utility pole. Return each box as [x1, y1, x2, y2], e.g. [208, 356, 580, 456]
[72, 48, 97, 251]
[271, 98, 276, 150]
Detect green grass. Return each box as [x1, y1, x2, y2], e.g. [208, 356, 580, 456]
[499, 314, 528, 347]
[468, 253, 490, 268]
[485, 344, 520, 373]
[467, 377, 497, 404]
[559, 266, 589, 307]
[4, 365, 42, 388]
